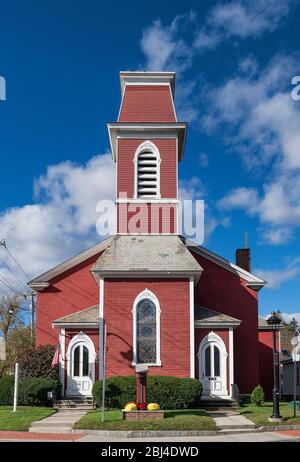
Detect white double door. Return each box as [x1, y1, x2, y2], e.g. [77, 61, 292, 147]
[200, 339, 227, 397]
[67, 340, 94, 397]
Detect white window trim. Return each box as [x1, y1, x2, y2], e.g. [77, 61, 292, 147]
[66, 331, 97, 382]
[133, 141, 161, 199]
[132, 288, 161, 367]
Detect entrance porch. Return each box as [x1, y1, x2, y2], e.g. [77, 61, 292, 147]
[194, 305, 241, 400]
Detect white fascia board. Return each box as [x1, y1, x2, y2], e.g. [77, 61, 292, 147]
[28, 236, 113, 289]
[119, 71, 176, 96]
[92, 270, 202, 285]
[107, 123, 187, 162]
[194, 321, 241, 328]
[185, 238, 266, 288]
[52, 322, 99, 329]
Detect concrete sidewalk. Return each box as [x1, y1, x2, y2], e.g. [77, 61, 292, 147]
[207, 409, 256, 432]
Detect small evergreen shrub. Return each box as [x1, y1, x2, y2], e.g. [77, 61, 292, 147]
[19, 345, 59, 380]
[92, 375, 202, 409]
[251, 385, 265, 406]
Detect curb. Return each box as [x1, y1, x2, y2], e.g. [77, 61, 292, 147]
[259, 424, 300, 432]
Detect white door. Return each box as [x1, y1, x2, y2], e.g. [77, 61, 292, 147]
[200, 340, 227, 397]
[67, 342, 93, 397]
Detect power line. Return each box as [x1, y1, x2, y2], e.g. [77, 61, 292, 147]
[0, 240, 30, 281]
[0, 251, 30, 294]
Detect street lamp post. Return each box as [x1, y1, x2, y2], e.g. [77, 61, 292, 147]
[267, 311, 283, 422]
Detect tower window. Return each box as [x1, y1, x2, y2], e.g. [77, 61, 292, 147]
[135, 142, 160, 198]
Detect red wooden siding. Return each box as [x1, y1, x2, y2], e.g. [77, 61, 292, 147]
[118, 85, 176, 123]
[191, 250, 260, 394]
[258, 329, 278, 399]
[104, 278, 190, 378]
[117, 203, 177, 234]
[36, 253, 102, 345]
[117, 138, 177, 198]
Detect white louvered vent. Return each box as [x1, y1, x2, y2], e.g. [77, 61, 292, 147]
[137, 149, 159, 197]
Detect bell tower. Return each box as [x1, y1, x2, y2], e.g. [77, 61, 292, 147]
[108, 71, 187, 235]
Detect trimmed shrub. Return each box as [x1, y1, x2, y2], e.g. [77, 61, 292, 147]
[251, 385, 265, 406]
[0, 375, 14, 405]
[93, 376, 136, 408]
[0, 376, 59, 406]
[92, 375, 202, 409]
[19, 345, 58, 380]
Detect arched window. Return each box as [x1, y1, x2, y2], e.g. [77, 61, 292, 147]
[72, 343, 89, 377]
[132, 290, 161, 366]
[134, 142, 161, 198]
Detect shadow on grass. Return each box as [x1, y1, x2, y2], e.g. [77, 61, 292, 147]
[164, 410, 208, 419]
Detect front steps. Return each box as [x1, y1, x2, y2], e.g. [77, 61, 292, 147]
[201, 397, 239, 410]
[54, 397, 93, 410]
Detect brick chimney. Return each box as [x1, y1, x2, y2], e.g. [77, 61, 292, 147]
[235, 233, 251, 272]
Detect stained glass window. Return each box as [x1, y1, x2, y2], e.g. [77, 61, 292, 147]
[136, 299, 156, 364]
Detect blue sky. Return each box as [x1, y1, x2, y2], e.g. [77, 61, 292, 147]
[0, 0, 300, 320]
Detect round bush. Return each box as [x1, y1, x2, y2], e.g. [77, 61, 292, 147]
[92, 375, 202, 409]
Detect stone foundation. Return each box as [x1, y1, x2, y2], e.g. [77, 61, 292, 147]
[123, 410, 165, 420]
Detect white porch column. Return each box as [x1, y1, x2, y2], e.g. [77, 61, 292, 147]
[99, 276, 105, 380]
[189, 277, 195, 378]
[229, 326, 234, 397]
[59, 328, 66, 396]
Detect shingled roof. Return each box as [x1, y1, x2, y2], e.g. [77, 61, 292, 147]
[52, 305, 99, 326]
[91, 235, 203, 278]
[195, 305, 241, 326]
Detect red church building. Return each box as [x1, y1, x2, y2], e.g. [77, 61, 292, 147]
[29, 71, 274, 402]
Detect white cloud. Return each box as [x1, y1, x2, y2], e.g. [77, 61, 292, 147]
[254, 257, 300, 289]
[207, 53, 300, 244]
[0, 154, 116, 287]
[280, 312, 300, 324]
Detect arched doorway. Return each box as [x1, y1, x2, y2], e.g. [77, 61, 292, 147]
[199, 332, 228, 397]
[66, 332, 96, 397]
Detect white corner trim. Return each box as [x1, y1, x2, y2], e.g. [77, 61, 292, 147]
[132, 289, 161, 367]
[229, 327, 234, 397]
[99, 276, 104, 380]
[59, 329, 66, 395]
[189, 277, 195, 378]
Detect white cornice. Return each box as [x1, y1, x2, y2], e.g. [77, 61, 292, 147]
[107, 123, 187, 162]
[119, 71, 176, 96]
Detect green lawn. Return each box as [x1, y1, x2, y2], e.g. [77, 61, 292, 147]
[75, 409, 216, 431]
[240, 401, 300, 426]
[0, 406, 56, 431]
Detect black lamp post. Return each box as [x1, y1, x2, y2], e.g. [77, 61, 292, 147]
[267, 311, 283, 421]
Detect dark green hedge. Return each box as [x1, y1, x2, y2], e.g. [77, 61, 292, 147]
[0, 376, 60, 406]
[92, 375, 202, 409]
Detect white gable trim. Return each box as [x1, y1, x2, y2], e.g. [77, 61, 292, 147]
[185, 238, 266, 289]
[28, 236, 113, 290]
